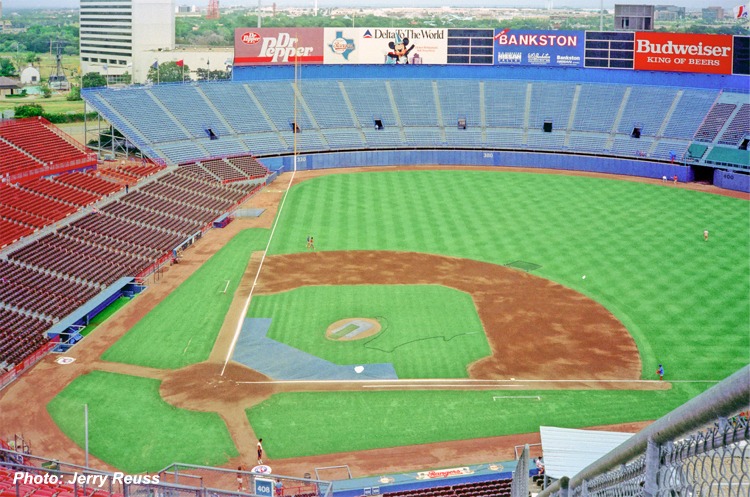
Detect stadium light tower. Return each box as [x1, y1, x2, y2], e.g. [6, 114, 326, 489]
[207, 0, 219, 20]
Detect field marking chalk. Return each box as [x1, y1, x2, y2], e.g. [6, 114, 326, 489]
[493, 395, 541, 400]
[222, 280, 230, 294]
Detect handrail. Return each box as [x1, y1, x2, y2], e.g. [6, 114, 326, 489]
[537, 364, 750, 497]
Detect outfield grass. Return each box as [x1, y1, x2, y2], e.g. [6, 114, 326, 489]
[102, 229, 269, 369]
[48, 371, 238, 472]
[249, 285, 490, 378]
[247, 384, 705, 459]
[268, 171, 750, 381]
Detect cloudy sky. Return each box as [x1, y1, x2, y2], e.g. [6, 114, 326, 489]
[2, 0, 743, 11]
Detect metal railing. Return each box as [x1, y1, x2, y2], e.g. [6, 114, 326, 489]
[538, 365, 750, 497]
[510, 445, 529, 497]
[158, 463, 333, 497]
[0, 452, 331, 497]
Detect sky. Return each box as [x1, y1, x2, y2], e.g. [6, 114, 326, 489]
[1, 0, 744, 11]
[2, 0, 747, 9]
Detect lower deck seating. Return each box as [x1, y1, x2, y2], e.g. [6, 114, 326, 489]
[380, 479, 512, 497]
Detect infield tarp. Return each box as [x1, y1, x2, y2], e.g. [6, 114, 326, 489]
[232, 318, 398, 380]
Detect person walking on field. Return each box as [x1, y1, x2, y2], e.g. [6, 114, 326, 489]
[657, 364, 664, 381]
[237, 465, 245, 491]
[257, 438, 264, 465]
[704, 229, 709, 241]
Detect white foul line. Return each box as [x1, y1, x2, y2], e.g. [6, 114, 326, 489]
[220, 163, 298, 377]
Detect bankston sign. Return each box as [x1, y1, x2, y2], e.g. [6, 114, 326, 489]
[633, 32, 733, 75]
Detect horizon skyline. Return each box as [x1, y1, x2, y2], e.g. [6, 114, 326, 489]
[2, 0, 747, 12]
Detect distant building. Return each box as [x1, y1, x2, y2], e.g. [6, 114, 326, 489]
[176, 5, 197, 14]
[20, 65, 41, 85]
[702, 6, 724, 22]
[80, 0, 175, 84]
[654, 5, 685, 21]
[0, 76, 21, 97]
[615, 4, 655, 30]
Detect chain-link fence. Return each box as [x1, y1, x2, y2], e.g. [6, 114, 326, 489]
[510, 445, 529, 497]
[539, 365, 750, 497]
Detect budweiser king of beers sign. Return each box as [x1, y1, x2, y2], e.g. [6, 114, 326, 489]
[634, 32, 733, 74]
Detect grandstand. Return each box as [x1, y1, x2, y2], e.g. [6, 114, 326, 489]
[82, 79, 749, 176]
[0, 118, 97, 182]
[0, 113, 269, 375]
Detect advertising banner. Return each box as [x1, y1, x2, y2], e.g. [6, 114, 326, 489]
[494, 29, 584, 67]
[633, 32, 733, 74]
[324, 28, 448, 64]
[234, 28, 324, 65]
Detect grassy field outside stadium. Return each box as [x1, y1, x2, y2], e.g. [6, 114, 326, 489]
[53, 170, 749, 468]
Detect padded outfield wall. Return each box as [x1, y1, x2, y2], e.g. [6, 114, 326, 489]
[261, 150, 695, 184]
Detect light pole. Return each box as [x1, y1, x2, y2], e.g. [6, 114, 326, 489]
[10, 42, 20, 74]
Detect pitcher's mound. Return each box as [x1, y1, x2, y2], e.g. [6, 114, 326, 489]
[327, 318, 381, 341]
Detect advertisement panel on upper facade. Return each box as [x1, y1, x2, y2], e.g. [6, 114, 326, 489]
[234, 28, 324, 65]
[494, 29, 585, 67]
[633, 32, 733, 74]
[324, 28, 448, 64]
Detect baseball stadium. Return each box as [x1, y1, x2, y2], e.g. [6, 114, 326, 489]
[1, 23, 749, 497]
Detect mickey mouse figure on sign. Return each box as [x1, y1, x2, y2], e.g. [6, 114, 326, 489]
[386, 33, 415, 64]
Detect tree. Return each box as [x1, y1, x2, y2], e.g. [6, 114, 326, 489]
[82, 72, 107, 88]
[14, 103, 44, 118]
[66, 85, 82, 101]
[40, 81, 52, 98]
[195, 68, 230, 81]
[147, 61, 190, 83]
[0, 58, 17, 77]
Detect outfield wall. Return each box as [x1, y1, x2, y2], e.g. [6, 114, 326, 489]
[713, 169, 750, 193]
[261, 150, 695, 183]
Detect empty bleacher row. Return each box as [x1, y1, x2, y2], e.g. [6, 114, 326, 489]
[718, 104, 749, 146]
[54, 171, 125, 196]
[177, 156, 269, 184]
[695, 103, 736, 143]
[0, 166, 263, 369]
[0, 260, 100, 321]
[84, 80, 728, 166]
[0, 163, 168, 249]
[0, 309, 51, 371]
[379, 479, 512, 497]
[0, 118, 96, 180]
